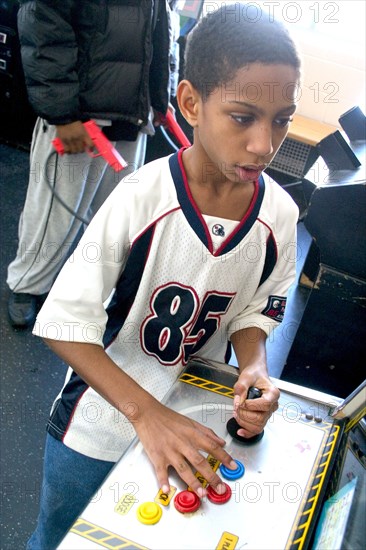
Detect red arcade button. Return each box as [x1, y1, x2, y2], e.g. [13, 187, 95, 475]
[207, 483, 232, 504]
[174, 490, 201, 514]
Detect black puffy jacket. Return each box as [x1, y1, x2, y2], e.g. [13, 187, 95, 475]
[17, 0, 172, 130]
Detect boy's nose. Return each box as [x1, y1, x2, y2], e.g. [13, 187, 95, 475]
[246, 125, 273, 158]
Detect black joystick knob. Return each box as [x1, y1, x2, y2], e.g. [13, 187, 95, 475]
[226, 387, 264, 444]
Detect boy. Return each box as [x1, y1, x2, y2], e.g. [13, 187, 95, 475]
[29, 4, 301, 548]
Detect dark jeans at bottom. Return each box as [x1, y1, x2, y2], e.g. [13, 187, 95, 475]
[27, 434, 114, 550]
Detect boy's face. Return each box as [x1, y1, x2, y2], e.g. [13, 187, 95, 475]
[193, 63, 299, 184]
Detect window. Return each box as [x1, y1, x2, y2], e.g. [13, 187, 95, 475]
[194, 1, 365, 48]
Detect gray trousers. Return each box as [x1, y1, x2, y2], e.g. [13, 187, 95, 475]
[7, 118, 147, 295]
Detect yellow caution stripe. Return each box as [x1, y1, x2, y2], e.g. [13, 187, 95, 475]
[179, 373, 234, 398]
[70, 518, 148, 549]
[287, 423, 340, 550]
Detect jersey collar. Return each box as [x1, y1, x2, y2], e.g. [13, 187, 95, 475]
[169, 149, 265, 257]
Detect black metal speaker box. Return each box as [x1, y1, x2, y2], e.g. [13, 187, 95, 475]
[339, 106, 366, 142]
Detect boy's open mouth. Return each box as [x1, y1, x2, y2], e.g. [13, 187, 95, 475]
[235, 164, 266, 181]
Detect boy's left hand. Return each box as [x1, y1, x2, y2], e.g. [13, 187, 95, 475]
[232, 372, 280, 438]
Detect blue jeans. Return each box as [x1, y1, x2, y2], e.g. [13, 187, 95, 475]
[27, 434, 114, 549]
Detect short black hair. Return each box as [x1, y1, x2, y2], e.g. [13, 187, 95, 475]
[184, 3, 301, 99]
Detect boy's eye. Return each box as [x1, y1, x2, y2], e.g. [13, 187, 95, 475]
[274, 117, 294, 128]
[231, 114, 255, 125]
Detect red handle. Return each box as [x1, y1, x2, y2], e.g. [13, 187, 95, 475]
[52, 137, 65, 155]
[164, 110, 191, 148]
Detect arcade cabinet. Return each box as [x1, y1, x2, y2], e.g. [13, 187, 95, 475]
[281, 108, 366, 398]
[56, 359, 366, 550]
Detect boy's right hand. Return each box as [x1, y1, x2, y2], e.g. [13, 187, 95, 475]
[41, 340, 235, 498]
[55, 121, 94, 154]
[133, 399, 237, 498]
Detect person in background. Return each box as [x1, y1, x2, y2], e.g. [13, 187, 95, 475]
[28, 4, 301, 548]
[7, 0, 179, 327]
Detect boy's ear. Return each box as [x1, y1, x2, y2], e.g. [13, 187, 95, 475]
[176, 80, 201, 128]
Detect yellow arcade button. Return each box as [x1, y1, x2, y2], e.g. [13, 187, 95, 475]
[136, 502, 162, 525]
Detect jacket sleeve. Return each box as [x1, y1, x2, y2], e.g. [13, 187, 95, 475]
[167, 1, 180, 98]
[149, 0, 171, 114]
[17, 0, 82, 124]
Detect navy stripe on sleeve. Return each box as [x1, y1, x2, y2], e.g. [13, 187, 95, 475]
[258, 231, 277, 286]
[103, 225, 155, 348]
[46, 226, 155, 442]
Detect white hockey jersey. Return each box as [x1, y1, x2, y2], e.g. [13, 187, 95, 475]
[33, 150, 299, 461]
